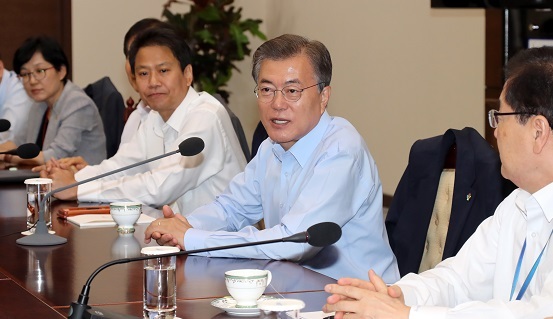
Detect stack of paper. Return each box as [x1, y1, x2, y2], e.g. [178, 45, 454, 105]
[67, 214, 156, 228]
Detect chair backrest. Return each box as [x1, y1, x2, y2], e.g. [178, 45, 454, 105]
[84, 77, 125, 158]
[212, 94, 251, 162]
[251, 121, 268, 159]
[385, 127, 515, 276]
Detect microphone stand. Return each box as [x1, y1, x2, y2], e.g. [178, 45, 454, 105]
[16, 142, 196, 247]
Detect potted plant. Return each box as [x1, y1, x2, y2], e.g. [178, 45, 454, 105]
[162, 0, 266, 102]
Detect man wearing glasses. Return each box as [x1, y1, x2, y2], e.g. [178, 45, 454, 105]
[145, 34, 400, 282]
[323, 46, 553, 318]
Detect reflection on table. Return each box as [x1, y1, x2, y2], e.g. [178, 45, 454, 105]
[0, 184, 335, 318]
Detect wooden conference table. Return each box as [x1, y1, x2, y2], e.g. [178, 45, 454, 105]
[0, 183, 335, 318]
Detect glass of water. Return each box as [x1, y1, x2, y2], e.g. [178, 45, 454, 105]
[24, 178, 52, 230]
[141, 246, 180, 319]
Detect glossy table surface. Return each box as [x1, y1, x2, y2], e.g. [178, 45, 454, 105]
[0, 183, 335, 318]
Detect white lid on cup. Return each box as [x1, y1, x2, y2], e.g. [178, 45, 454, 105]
[24, 178, 53, 185]
[141, 246, 180, 255]
[257, 298, 305, 312]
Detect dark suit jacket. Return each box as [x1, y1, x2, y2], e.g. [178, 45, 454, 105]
[385, 127, 515, 276]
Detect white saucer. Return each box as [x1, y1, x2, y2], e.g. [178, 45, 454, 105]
[21, 229, 55, 236]
[211, 295, 275, 316]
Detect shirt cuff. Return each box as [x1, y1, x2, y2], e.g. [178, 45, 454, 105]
[77, 179, 101, 202]
[184, 228, 212, 251]
[74, 166, 95, 181]
[409, 306, 448, 319]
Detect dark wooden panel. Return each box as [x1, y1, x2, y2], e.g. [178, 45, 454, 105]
[485, 9, 504, 149]
[0, 0, 71, 77]
[485, 9, 505, 90]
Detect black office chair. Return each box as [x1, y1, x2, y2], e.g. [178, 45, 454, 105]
[251, 121, 268, 159]
[385, 127, 515, 276]
[84, 77, 125, 158]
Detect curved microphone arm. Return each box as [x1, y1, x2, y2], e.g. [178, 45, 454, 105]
[85, 235, 301, 287]
[16, 149, 181, 246]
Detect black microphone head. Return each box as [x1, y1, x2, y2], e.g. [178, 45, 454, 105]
[17, 143, 41, 159]
[178, 137, 204, 156]
[306, 222, 342, 247]
[0, 119, 11, 132]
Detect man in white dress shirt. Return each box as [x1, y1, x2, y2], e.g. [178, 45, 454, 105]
[38, 26, 246, 215]
[323, 46, 553, 319]
[119, 18, 167, 145]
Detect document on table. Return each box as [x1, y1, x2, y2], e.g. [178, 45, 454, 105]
[300, 311, 334, 319]
[67, 213, 155, 228]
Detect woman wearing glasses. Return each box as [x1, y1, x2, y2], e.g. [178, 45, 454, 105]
[2, 36, 106, 165]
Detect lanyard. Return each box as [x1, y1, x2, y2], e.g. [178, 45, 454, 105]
[510, 229, 553, 301]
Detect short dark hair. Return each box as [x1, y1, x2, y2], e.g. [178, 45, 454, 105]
[13, 36, 69, 84]
[504, 46, 553, 79]
[124, 18, 169, 57]
[128, 27, 192, 74]
[504, 47, 553, 128]
[251, 34, 332, 92]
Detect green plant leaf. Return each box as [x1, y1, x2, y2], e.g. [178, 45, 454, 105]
[162, 0, 265, 103]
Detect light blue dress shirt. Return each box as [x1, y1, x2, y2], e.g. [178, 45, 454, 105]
[185, 111, 400, 281]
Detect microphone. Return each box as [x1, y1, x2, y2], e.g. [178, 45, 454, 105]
[67, 222, 342, 319]
[0, 119, 11, 132]
[0, 143, 41, 159]
[16, 137, 205, 246]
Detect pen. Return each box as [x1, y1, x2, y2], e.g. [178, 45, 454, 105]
[57, 206, 111, 219]
[64, 205, 110, 211]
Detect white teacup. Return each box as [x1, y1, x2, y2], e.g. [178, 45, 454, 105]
[225, 269, 272, 308]
[110, 202, 141, 233]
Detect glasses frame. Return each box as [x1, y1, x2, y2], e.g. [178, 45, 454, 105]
[254, 82, 324, 103]
[488, 109, 535, 128]
[18, 67, 55, 83]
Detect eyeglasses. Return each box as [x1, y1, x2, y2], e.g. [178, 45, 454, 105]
[254, 82, 324, 103]
[488, 109, 535, 128]
[18, 67, 55, 83]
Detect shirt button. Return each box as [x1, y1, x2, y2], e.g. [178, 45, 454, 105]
[279, 204, 283, 208]
[532, 233, 537, 238]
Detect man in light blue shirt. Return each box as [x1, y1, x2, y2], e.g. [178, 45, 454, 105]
[145, 34, 399, 282]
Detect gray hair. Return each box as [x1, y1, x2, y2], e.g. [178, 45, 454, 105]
[251, 34, 332, 92]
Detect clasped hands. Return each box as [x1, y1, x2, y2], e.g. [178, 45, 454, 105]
[323, 269, 410, 319]
[144, 205, 193, 250]
[32, 156, 88, 200]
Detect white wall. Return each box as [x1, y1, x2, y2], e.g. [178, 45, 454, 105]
[72, 1, 485, 195]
